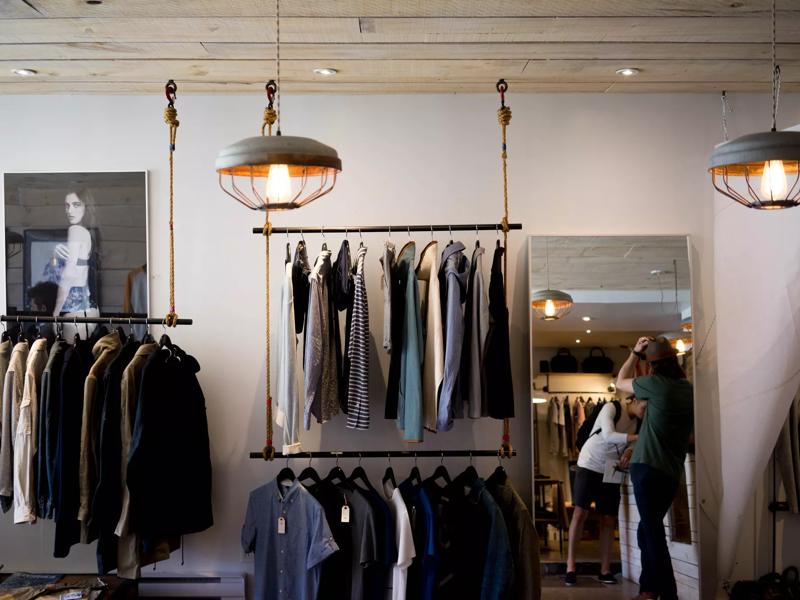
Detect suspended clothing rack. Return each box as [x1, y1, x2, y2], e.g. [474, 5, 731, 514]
[249, 449, 517, 460]
[0, 314, 193, 326]
[251, 222, 523, 235]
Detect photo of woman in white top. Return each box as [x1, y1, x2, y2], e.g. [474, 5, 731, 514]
[565, 396, 646, 587]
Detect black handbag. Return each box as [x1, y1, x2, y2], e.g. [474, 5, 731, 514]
[550, 348, 578, 373]
[581, 347, 614, 374]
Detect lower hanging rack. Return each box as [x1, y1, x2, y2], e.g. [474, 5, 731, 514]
[249, 449, 517, 459]
[1, 313, 193, 326]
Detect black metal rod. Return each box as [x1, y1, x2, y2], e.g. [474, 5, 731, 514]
[1, 315, 193, 326]
[249, 449, 516, 459]
[252, 223, 523, 235]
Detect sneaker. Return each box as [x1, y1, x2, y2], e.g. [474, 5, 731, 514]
[564, 571, 577, 586]
[598, 572, 618, 584]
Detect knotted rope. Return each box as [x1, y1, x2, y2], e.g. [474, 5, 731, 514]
[164, 80, 180, 327]
[496, 79, 513, 459]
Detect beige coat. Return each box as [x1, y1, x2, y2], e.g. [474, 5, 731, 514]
[0, 340, 28, 509]
[416, 241, 444, 433]
[78, 332, 121, 541]
[14, 338, 48, 523]
[116, 342, 159, 579]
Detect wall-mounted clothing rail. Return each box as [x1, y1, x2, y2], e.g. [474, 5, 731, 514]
[249, 449, 517, 460]
[1, 315, 193, 326]
[252, 223, 523, 235]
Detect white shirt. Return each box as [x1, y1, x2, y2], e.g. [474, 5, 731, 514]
[385, 484, 416, 600]
[577, 402, 637, 474]
[276, 261, 302, 454]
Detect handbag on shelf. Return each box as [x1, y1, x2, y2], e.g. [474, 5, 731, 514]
[581, 347, 614, 374]
[550, 348, 578, 373]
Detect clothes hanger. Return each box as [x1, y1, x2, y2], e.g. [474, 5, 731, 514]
[1, 320, 8, 343]
[402, 453, 422, 488]
[453, 452, 479, 488]
[142, 321, 154, 344]
[475, 224, 480, 249]
[382, 453, 397, 490]
[72, 315, 81, 344]
[298, 455, 321, 486]
[424, 453, 451, 487]
[486, 452, 507, 486]
[276, 456, 296, 487]
[496, 224, 501, 248]
[324, 455, 350, 489]
[321, 225, 327, 251]
[358, 228, 364, 249]
[348, 454, 375, 492]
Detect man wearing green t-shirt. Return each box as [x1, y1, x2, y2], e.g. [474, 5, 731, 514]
[616, 337, 693, 600]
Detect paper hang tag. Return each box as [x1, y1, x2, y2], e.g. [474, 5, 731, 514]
[341, 504, 350, 523]
[603, 459, 626, 485]
[278, 516, 286, 534]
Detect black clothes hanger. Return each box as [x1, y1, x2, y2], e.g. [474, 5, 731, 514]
[298, 457, 321, 486]
[324, 459, 350, 489]
[382, 455, 397, 489]
[276, 458, 296, 487]
[348, 457, 375, 492]
[321, 226, 328, 251]
[486, 454, 507, 486]
[159, 333, 172, 348]
[475, 224, 480, 249]
[402, 454, 422, 488]
[424, 454, 451, 487]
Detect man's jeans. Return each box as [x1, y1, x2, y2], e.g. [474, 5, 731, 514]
[631, 463, 680, 599]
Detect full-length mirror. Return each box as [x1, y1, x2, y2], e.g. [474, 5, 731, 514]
[528, 236, 698, 598]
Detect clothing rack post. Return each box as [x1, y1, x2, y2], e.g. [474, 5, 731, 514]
[248, 449, 517, 460]
[0, 315, 194, 326]
[251, 223, 523, 235]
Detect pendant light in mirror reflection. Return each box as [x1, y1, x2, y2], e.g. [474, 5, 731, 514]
[708, 0, 800, 209]
[215, 0, 342, 211]
[531, 237, 573, 320]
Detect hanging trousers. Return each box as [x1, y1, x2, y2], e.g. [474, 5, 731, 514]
[631, 463, 679, 600]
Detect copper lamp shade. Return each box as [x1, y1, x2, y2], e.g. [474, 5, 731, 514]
[709, 131, 800, 210]
[531, 289, 574, 321]
[216, 134, 342, 211]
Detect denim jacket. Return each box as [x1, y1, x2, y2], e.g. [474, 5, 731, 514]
[437, 242, 468, 431]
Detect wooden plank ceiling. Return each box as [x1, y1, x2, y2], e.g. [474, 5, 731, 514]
[1, 0, 800, 94]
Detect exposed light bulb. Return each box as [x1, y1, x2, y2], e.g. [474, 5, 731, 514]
[544, 299, 556, 318]
[575, 339, 581, 344]
[531, 396, 548, 404]
[266, 164, 292, 203]
[582, 316, 591, 322]
[586, 329, 592, 334]
[760, 160, 788, 199]
[676, 339, 687, 354]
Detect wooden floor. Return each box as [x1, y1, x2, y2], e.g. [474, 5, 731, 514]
[542, 575, 638, 598]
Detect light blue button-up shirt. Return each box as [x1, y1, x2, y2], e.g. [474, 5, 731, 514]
[242, 479, 338, 600]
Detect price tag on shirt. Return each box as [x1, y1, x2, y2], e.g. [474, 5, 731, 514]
[341, 504, 350, 523]
[278, 516, 286, 534]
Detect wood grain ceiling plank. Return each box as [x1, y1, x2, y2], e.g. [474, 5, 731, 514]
[0, 42, 209, 60]
[0, 59, 795, 83]
[359, 16, 800, 43]
[19, 0, 800, 18]
[0, 17, 360, 43]
[3, 16, 800, 44]
[0, 1, 44, 18]
[0, 58, 529, 82]
[0, 80, 797, 93]
[4, 41, 800, 62]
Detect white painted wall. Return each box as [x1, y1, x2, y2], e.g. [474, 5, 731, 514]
[0, 92, 797, 594]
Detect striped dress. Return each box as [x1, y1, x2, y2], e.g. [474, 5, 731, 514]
[346, 245, 370, 429]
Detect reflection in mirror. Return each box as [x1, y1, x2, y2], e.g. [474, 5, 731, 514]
[528, 236, 698, 597]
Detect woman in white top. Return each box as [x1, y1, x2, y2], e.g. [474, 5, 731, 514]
[565, 396, 646, 587]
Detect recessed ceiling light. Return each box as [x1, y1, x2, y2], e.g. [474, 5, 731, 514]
[575, 339, 582, 344]
[313, 67, 338, 76]
[586, 329, 592, 334]
[616, 67, 640, 77]
[86, 0, 103, 4]
[582, 316, 592, 322]
[12, 68, 37, 77]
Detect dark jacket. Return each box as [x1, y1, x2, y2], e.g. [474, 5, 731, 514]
[37, 340, 68, 519]
[127, 346, 212, 546]
[484, 245, 514, 419]
[292, 240, 311, 335]
[94, 338, 139, 574]
[332, 240, 354, 412]
[54, 340, 93, 558]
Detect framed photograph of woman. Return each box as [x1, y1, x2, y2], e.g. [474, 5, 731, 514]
[4, 172, 148, 337]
